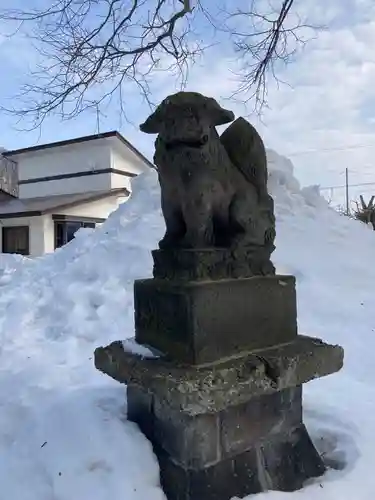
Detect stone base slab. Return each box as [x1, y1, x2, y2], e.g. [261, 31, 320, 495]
[94, 336, 344, 415]
[134, 275, 297, 364]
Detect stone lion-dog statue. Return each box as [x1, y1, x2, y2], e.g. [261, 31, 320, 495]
[140, 92, 275, 267]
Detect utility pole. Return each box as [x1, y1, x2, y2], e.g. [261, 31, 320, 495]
[345, 168, 349, 215]
[96, 106, 100, 135]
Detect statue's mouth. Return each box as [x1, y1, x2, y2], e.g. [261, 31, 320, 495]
[165, 135, 209, 151]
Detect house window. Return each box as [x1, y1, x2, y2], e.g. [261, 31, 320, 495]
[2, 226, 30, 255]
[54, 220, 96, 249]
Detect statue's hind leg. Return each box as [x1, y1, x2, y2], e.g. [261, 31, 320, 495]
[229, 192, 276, 275]
[228, 192, 265, 249]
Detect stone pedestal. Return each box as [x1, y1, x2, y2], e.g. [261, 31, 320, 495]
[94, 250, 344, 500]
[127, 385, 324, 500]
[95, 336, 343, 499]
[134, 275, 297, 364]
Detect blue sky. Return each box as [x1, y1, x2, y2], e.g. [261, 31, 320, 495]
[1, 0, 375, 206]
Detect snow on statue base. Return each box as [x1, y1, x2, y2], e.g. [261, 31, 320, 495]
[94, 91, 344, 499]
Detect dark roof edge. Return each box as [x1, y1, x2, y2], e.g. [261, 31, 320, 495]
[0, 210, 41, 219]
[3, 131, 118, 156]
[0, 188, 130, 219]
[3, 130, 155, 169]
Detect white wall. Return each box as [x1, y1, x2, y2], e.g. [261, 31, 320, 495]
[110, 173, 132, 191]
[20, 173, 113, 199]
[111, 145, 147, 176]
[110, 140, 150, 191]
[17, 140, 110, 180]
[18, 141, 111, 198]
[14, 137, 147, 198]
[0, 216, 46, 257]
[59, 195, 126, 219]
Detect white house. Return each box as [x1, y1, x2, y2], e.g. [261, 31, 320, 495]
[0, 131, 153, 256]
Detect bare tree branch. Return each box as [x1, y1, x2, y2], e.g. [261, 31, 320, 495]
[0, 0, 318, 128]
[216, 0, 318, 111]
[354, 195, 375, 230]
[0, 0, 200, 127]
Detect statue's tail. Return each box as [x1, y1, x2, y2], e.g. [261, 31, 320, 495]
[221, 117, 276, 253]
[220, 117, 268, 199]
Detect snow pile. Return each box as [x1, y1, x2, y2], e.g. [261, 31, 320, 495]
[0, 151, 374, 499]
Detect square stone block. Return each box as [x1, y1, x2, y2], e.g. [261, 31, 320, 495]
[134, 275, 297, 364]
[127, 385, 220, 468]
[153, 399, 220, 468]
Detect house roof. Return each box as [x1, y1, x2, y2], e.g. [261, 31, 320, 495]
[0, 188, 129, 218]
[2, 130, 154, 169]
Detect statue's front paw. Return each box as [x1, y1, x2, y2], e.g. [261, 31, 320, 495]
[158, 236, 174, 249]
[173, 237, 193, 249]
[159, 233, 187, 250]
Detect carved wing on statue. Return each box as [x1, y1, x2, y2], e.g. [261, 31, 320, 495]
[220, 117, 269, 198]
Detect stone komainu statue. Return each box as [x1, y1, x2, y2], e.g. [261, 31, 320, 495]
[140, 92, 275, 265]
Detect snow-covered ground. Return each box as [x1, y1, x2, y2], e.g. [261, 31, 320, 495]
[0, 150, 374, 500]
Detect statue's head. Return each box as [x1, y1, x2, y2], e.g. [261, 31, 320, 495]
[139, 92, 234, 150]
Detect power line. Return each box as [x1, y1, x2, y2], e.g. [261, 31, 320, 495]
[312, 168, 375, 213]
[320, 181, 375, 191]
[286, 143, 375, 156]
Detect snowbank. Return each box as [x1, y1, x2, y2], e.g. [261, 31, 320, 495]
[0, 150, 374, 499]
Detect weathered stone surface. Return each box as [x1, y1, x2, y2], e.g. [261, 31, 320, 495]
[126, 382, 325, 499]
[139, 91, 275, 275]
[128, 385, 220, 468]
[152, 248, 275, 280]
[126, 385, 154, 441]
[157, 444, 261, 500]
[156, 424, 324, 500]
[220, 387, 302, 457]
[95, 335, 344, 415]
[260, 424, 326, 491]
[154, 400, 219, 468]
[127, 384, 304, 468]
[134, 275, 297, 364]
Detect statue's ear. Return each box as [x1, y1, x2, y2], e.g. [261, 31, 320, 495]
[206, 98, 235, 126]
[139, 107, 164, 134]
